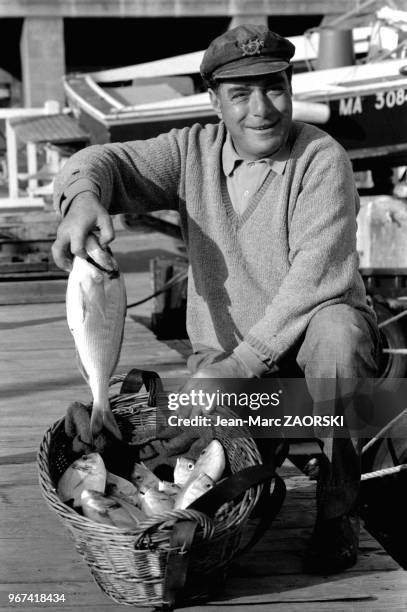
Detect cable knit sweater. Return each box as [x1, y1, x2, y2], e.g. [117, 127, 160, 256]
[54, 120, 374, 367]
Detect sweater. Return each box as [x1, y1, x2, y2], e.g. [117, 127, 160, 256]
[54, 120, 374, 368]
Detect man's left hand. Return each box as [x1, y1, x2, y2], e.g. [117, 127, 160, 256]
[176, 354, 254, 418]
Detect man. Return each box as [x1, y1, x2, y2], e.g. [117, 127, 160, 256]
[52, 25, 379, 574]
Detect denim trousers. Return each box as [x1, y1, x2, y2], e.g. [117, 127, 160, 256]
[188, 304, 380, 520]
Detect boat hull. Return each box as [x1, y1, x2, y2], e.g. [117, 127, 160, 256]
[314, 88, 407, 164]
[65, 58, 407, 168]
[76, 105, 217, 145]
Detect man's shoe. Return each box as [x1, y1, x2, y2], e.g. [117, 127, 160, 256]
[303, 514, 359, 575]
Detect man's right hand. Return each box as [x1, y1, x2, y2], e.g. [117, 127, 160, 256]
[52, 192, 115, 271]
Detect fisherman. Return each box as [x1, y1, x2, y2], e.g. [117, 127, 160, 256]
[52, 25, 380, 574]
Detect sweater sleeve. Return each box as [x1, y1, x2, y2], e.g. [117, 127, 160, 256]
[53, 129, 185, 216]
[244, 140, 362, 363]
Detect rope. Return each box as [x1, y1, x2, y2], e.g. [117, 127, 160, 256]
[327, 0, 379, 28]
[361, 410, 407, 453]
[126, 269, 187, 310]
[362, 464, 407, 480]
[378, 308, 407, 329]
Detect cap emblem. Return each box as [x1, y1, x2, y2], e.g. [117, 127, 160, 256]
[238, 37, 265, 57]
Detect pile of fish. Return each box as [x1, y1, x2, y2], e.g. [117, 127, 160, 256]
[57, 440, 226, 528]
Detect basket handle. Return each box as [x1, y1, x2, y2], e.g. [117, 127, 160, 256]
[163, 519, 200, 606]
[163, 464, 286, 606]
[190, 464, 286, 554]
[119, 368, 163, 406]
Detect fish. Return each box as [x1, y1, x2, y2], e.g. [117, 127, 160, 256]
[57, 452, 106, 508]
[66, 233, 126, 440]
[139, 488, 174, 516]
[158, 480, 181, 496]
[109, 495, 147, 523]
[173, 457, 196, 487]
[105, 471, 141, 506]
[81, 490, 140, 529]
[131, 462, 161, 491]
[174, 473, 214, 510]
[190, 440, 225, 483]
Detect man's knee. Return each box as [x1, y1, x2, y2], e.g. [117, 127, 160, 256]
[297, 304, 378, 377]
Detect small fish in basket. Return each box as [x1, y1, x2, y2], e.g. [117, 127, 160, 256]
[81, 490, 144, 528]
[57, 452, 106, 508]
[158, 480, 181, 496]
[105, 471, 141, 506]
[139, 488, 174, 515]
[174, 457, 196, 486]
[191, 440, 226, 482]
[174, 473, 215, 510]
[131, 462, 161, 490]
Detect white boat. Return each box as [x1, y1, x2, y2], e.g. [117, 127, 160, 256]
[64, 27, 374, 143]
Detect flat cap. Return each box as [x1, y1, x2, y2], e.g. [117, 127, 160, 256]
[200, 24, 295, 82]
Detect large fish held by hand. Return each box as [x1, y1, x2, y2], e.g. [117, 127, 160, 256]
[66, 234, 126, 440]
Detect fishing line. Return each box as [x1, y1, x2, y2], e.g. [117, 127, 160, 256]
[126, 269, 188, 309]
[85, 254, 119, 279]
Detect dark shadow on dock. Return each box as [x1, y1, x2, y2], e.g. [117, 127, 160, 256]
[0, 316, 66, 330]
[116, 247, 182, 273]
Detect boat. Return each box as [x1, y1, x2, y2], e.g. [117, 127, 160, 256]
[293, 57, 407, 168]
[63, 26, 377, 144]
[65, 55, 407, 167]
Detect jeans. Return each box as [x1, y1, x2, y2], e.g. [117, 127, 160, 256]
[188, 304, 380, 520]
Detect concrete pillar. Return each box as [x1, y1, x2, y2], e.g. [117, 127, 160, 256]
[229, 15, 268, 29]
[20, 18, 65, 107]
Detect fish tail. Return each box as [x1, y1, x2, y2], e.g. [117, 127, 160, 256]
[90, 400, 122, 441]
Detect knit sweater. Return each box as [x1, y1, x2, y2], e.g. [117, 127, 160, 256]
[54, 120, 374, 366]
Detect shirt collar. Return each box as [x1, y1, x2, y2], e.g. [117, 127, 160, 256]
[222, 131, 290, 177]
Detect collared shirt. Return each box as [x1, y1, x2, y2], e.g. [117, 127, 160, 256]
[222, 132, 289, 215]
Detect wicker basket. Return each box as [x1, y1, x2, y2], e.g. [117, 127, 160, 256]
[38, 373, 263, 608]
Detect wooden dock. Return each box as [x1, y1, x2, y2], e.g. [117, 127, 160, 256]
[1, 228, 406, 611]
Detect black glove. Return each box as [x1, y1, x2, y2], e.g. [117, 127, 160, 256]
[64, 401, 108, 454]
[64, 401, 139, 478]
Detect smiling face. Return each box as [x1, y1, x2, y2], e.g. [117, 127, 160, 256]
[209, 71, 293, 160]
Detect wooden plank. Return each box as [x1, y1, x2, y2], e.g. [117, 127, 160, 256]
[0, 280, 67, 304]
[0, 0, 363, 17]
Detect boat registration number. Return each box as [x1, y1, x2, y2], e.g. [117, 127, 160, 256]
[339, 89, 407, 116]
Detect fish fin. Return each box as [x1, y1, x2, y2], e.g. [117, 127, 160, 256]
[91, 402, 122, 441]
[103, 410, 123, 441]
